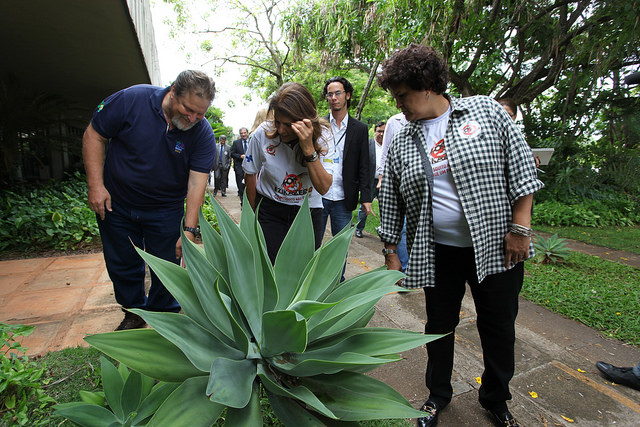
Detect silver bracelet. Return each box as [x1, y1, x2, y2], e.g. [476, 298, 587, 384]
[508, 223, 532, 237]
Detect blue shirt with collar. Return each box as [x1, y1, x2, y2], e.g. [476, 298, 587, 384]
[91, 85, 216, 209]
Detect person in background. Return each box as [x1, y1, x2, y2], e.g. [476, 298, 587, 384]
[213, 134, 231, 196]
[231, 127, 250, 199]
[320, 76, 372, 237]
[355, 121, 385, 238]
[497, 98, 540, 169]
[243, 83, 333, 263]
[377, 45, 543, 427]
[377, 112, 410, 274]
[596, 361, 640, 391]
[83, 70, 216, 330]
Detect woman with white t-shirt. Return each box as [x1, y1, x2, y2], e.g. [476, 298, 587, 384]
[244, 83, 333, 263]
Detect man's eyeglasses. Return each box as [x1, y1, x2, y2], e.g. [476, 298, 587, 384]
[325, 90, 345, 99]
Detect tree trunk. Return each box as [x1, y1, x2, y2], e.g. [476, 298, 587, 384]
[355, 60, 380, 120]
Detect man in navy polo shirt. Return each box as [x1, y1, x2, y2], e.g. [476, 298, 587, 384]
[83, 70, 217, 330]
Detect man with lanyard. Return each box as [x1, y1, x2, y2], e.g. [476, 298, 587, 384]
[320, 76, 372, 243]
[231, 127, 250, 199]
[83, 70, 216, 330]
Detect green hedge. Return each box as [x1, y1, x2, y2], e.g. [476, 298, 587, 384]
[0, 173, 99, 254]
[532, 194, 639, 227]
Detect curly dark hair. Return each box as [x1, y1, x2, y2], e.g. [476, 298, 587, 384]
[322, 76, 354, 109]
[377, 45, 448, 94]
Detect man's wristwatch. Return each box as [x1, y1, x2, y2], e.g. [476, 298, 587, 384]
[183, 226, 200, 236]
[382, 248, 398, 256]
[303, 151, 319, 163]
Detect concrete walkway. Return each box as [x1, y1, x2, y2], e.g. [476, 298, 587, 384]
[1, 179, 639, 425]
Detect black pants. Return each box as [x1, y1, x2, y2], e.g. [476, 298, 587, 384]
[424, 243, 523, 412]
[234, 167, 245, 197]
[214, 167, 229, 192]
[255, 194, 323, 264]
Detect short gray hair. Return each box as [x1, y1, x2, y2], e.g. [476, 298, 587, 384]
[173, 70, 216, 102]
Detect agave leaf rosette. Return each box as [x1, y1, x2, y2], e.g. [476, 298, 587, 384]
[85, 195, 443, 425]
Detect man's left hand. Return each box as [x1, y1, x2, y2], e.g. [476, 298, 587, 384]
[504, 232, 530, 268]
[175, 231, 197, 260]
[361, 202, 375, 217]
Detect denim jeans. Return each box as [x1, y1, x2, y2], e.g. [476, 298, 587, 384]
[321, 198, 354, 282]
[97, 200, 182, 312]
[321, 198, 353, 236]
[398, 219, 408, 272]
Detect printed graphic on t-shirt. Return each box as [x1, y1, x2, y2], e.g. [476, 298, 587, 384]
[174, 141, 184, 153]
[273, 173, 312, 199]
[430, 138, 450, 178]
[266, 144, 276, 155]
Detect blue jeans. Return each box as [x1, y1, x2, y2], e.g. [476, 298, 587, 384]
[97, 200, 182, 312]
[322, 198, 353, 282]
[321, 198, 353, 236]
[398, 219, 408, 272]
[355, 187, 378, 233]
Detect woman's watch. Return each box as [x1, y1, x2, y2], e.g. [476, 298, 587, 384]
[382, 248, 398, 256]
[183, 226, 200, 236]
[303, 151, 319, 162]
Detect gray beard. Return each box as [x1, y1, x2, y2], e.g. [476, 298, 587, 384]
[172, 115, 197, 131]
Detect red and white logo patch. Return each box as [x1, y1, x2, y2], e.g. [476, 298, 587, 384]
[266, 144, 276, 155]
[458, 120, 481, 139]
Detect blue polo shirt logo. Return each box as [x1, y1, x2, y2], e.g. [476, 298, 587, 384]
[174, 141, 185, 153]
[97, 101, 105, 113]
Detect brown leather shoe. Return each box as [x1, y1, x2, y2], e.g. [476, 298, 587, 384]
[115, 311, 146, 331]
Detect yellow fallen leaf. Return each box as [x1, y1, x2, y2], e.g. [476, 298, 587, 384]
[616, 312, 621, 316]
[577, 368, 586, 373]
[561, 415, 574, 423]
[621, 257, 629, 260]
[475, 377, 482, 384]
[529, 391, 538, 398]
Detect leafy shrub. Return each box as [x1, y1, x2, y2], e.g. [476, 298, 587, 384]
[533, 234, 572, 264]
[532, 193, 640, 227]
[0, 172, 99, 254]
[54, 356, 177, 426]
[0, 323, 55, 426]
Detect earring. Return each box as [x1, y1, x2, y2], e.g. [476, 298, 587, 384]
[426, 91, 430, 101]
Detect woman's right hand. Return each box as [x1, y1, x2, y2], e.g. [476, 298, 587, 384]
[291, 119, 315, 156]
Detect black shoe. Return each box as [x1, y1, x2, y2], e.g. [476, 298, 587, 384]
[596, 361, 640, 391]
[416, 400, 439, 427]
[355, 229, 363, 238]
[221, 192, 227, 197]
[115, 311, 146, 331]
[485, 408, 520, 427]
[213, 190, 218, 196]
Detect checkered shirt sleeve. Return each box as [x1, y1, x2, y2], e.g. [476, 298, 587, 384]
[378, 95, 544, 288]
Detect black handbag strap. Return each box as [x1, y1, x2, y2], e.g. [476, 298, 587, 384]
[412, 131, 434, 191]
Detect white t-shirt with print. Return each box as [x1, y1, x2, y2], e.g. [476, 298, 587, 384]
[242, 123, 333, 208]
[421, 109, 472, 247]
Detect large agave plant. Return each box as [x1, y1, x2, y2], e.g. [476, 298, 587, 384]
[83, 196, 442, 425]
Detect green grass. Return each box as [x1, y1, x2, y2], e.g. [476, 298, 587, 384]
[523, 252, 640, 346]
[534, 225, 640, 255]
[353, 199, 382, 236]
[35, 346, 105, 426]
